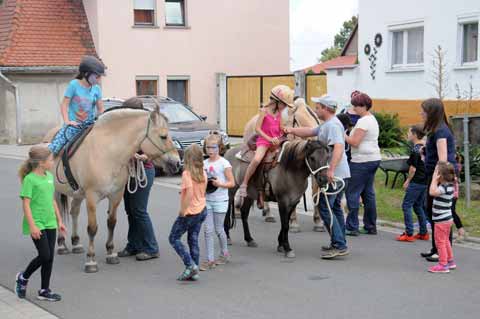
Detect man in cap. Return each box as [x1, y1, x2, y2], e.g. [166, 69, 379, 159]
[284, 95, 350, 259]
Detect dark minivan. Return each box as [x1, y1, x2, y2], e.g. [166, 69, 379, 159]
[103, 96, 230, 174]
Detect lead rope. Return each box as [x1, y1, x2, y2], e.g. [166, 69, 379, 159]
[305, 157, 346, 233]
[127, 158, 148, 194]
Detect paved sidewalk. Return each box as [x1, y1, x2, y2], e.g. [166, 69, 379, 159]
[0, 286, 58, 319]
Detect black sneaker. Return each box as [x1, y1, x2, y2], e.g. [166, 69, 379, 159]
[421, 251, 435, 258]
[426, 254, 439, 262]
[37, 289, 62, 302]
[15, 272, 28, 299]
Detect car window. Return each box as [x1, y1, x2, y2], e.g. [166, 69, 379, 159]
[157, 102, 201, 123]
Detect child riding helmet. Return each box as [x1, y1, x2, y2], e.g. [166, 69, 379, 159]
[79, 56, 106, 86]
[270, 85, 294, 108]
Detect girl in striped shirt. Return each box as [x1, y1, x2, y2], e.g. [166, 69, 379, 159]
[428, 162, 456, 273]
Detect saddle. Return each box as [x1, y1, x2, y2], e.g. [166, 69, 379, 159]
[57, 124, 94, 191]
[236, 134, 288, 207]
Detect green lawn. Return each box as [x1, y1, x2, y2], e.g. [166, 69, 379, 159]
[375, 172, 480, 238]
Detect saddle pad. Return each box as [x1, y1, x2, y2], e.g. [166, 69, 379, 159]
[236, 144, 279, 164]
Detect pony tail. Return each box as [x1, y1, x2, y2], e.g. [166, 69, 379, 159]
[18, 159, 33, 181]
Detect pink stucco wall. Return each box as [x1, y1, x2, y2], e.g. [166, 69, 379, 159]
[83, 0, 290, 122]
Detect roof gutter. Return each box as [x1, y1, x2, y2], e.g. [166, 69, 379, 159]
[325, 64, 359, 70]
[0, 71, 22, 144]
[0, 66, 77, 74]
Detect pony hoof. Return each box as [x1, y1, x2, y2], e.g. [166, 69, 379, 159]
[57, 247, 70, 255]
[313, 225, 326, 232]
[71, 245, 85, 254]
[84, 263, 99, 273]
[289, 225, 301, 233]
[106, 255, 120, 265]
[247, 240, 258, 248]
[264, 216, 276, 223]
[227, 238, 233, 246]
[285, 250, 296, 258]
[277, 246, 285, 253]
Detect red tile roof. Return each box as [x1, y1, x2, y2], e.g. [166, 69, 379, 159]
[0, 0, 97, 67]
[303, 55, 358, 74]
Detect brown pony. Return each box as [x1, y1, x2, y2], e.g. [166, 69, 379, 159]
[242, 98, 324, 232]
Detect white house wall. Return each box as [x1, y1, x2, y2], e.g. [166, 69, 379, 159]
[326, 68, 360, 107]
[358, 0, 479, 100]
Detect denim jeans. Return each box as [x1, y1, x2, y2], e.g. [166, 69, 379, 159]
[346, 160, 380, 232]
[318, 179, 349, 250]
[203, 201, 229, 262]
[401, 182, 427, 236]
[169, 208, 207, 267]
[48, 121, 94, 155]
[123, 166, 159, 255]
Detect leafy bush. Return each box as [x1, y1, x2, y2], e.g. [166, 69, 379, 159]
[457, 146, 480, 180]
[373, 112, 406, 148]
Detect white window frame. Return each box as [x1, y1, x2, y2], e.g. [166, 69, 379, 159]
[456, 14, 479, 68]
[388, 20, 425, 71]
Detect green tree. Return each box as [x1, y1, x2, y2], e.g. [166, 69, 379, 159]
[319, 16, 358, 62]
[319, 47, 342, 62]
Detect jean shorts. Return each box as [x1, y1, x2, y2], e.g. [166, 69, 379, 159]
[206, 200, 229, 214]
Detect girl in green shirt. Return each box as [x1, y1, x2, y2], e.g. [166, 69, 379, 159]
[15, 145, 66, 302]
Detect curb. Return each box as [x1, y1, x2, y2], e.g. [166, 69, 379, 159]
[378, 219, 480, 244]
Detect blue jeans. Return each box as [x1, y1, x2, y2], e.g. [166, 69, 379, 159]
[346, 161, 380, 232]
[169, 209, 207, 267]
[123, 166, 159, 255]
[48, 121, 93, 155]
[318, 179, 349, 250]
[401, 182, 427, 236]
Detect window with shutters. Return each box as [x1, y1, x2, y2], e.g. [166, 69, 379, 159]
[136, 78, 159, 96]
[167, 79, 188, 104]
[134, 0, 156, 26]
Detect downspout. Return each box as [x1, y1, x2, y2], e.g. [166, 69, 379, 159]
[0, 71, 21, 144]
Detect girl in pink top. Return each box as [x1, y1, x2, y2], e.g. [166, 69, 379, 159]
[238, 85, 294, 198]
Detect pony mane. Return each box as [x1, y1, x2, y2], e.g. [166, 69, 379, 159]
[279, 139, 330, 170]
[96, 108, 169, 127]
[279, 139, 309, 169]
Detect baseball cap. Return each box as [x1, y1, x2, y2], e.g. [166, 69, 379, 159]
[311, 95, 338, 110]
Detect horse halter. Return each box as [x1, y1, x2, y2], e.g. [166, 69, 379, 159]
[141, 116, 176, 156]
[304, 157, 329, 176]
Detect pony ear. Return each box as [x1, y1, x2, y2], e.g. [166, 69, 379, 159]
[150, 109, 158, 124]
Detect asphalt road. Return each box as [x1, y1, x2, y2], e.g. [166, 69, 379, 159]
[0, 157, 479, 319]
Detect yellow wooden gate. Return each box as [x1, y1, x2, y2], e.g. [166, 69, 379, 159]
[305, 74, 327, 105]
[227, 75, 295, 136]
